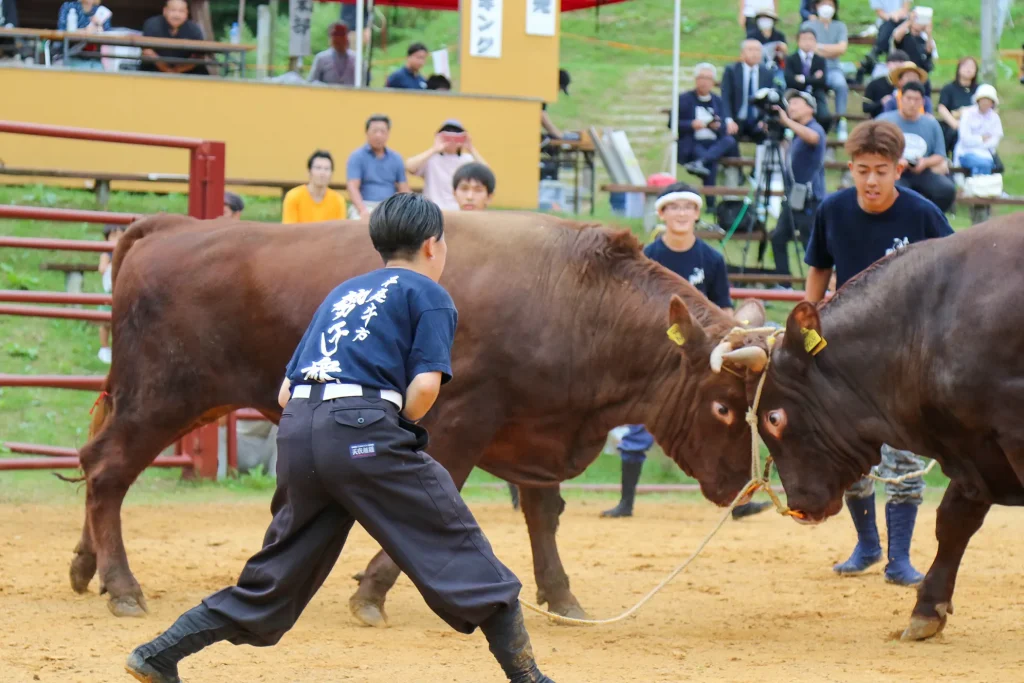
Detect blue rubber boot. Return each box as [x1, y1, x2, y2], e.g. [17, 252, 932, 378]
[833, 494, 883, 575]
[884, 502, 924, 586]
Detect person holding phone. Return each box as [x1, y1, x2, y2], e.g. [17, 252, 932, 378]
[404, 119, 488, 212]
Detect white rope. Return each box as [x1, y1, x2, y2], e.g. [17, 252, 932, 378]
[866, 458, 937, 484]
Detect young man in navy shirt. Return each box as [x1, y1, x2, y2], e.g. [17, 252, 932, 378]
[804, 120, 952, 586]
[385, 41, 428, 89]
[126, 194, 555, 683]
[601, 184, 770, 521]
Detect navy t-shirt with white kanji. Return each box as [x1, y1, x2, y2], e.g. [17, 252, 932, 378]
[285, 268, 458, 395]
[644, 237, 732, 309]
[805, 187, 953, 289]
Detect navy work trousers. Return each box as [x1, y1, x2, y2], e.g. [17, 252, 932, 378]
[204, 391, 522, 643]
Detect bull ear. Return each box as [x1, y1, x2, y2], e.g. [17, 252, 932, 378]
[733, 299, 766, 327]
[666, 295, 708, 352]
[783, 302, 824, 367]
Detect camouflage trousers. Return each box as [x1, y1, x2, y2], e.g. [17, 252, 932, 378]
[845, 444, 925, 506]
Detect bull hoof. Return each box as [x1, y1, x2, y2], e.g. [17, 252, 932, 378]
[900, 603, 951, 641]
[108, 594, 149, 618]
[546, 601, 589, 624]
[70, 553, 97, 594]
[349, 595, 389, 628]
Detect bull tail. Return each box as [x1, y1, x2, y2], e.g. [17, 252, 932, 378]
[54, 381, 114, 484]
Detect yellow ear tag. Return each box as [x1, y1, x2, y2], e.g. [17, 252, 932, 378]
[801, 328, 827, 356]
[667, 323, 686, 346]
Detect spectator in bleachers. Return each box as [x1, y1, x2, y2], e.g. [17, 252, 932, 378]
[385, 42, 428, 90]
[721, 40, 775, 142]
[309, 22, 356, 86]
[953, 84, 1003, 177]
[748, 9, 788, 73]
[346, 114, 409, 219]
[282, 150, 346, 224]
[870, 0, 911, 57]
[0, 0, 19, 58]
[339, 0, 379, 50]
[799, 0, 817, 21]
[140, 0, 209, 76]
[771, 90, 826, 281]
[97, 224, 125, 365]
[738, 0, 777, 34]
[862, 49, 910, 118]
[426, 74, 451, 91]
[878, 82, 956, 212]
[405, 119, 488, 212]
[452, 163, 496, 212]
[675, 62, 737, 202]
[881, 62, 932, 115]
[223, 192, 245, 219]
[937, 57, 979, 156]
[891, 8, 936, 84]
[802, 0, 849, 141]
[57, 1, 111, 70]
[784, 28, 833, 133]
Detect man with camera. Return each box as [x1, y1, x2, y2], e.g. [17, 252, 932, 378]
[878, 82, 955, 213]
[770, 90, 826, 279]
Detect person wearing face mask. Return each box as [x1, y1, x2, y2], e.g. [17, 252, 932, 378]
[802, 0, 849, 141]
[748, 10, 788, 70]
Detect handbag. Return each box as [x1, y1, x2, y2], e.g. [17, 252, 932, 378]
[963, 173, 1003, 198]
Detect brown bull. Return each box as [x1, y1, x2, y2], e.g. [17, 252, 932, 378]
[74, 211, 764, 623]
[718, 215, 1024, 641]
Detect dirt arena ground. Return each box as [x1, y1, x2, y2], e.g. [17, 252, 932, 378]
[1, 497, 1022, 683]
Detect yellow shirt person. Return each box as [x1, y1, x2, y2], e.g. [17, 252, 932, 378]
[282, 150, 347, 224]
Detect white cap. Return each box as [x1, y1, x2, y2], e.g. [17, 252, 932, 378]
[973, 83, 998, 105]
[913, 6, 933, 23]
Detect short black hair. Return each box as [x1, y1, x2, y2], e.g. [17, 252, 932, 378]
[452, 163, 496, 194]
[369, 193, 444, 262]
[901, 81, 926, 96]
[888, 49, 910, 62]
[307, 149, 334, 171]
[102, 223, 126, 239]
[797, 28, 817, 40]
[657, 182, 699, 199]
[365, 114, 391, 131]
[426, 74, 451, 90]
[407, 42, 428, 56]
[224, 191, 245, 214]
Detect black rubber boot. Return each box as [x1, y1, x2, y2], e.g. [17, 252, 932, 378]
[125, 604, 237, 683]
[600, 458, 643, 518]
[481, 601, 556, 683]
[731, 501, 772, 520]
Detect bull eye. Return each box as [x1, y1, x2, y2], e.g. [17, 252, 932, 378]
[711, 401, 734, 426]
[764, 409, 787, 438]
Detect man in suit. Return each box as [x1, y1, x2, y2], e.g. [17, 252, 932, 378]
[721, 39, 776, 142]
[674, 63, 738, 194]
[784, 28, 833, 133]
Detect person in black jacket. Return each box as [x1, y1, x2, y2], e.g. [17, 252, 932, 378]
[0, 0, 20, 58]
[673, 63, 738, 196]
[784, 29, 833, 133]
[936, 56, 978, 155]
[862, 49, 909, 118]
[891, 9, 935, 79]
[721, 39, 776, 142]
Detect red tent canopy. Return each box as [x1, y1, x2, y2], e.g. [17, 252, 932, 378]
[315, 0, 628, 12]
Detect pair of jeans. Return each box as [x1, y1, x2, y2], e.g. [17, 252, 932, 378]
[825, 68, 849, 115]
[959, 152, 994, 176]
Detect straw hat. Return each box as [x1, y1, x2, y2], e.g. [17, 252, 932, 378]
[972, 83, 998, 105]
[754, 9, 779, 20]
[888, 61, 928, 84]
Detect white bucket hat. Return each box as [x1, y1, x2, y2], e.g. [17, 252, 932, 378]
[972, 83, 998, 106]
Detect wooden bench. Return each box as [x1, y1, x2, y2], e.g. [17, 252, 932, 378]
[659, 108, 868, 124]
[40, 262, 100, 294]
[0, 167, 351, 208]
[957, 195, 1024, 225]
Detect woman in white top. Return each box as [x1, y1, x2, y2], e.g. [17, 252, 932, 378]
[405, 119, 489, 212]
[953, 84, 1003, 177]
[738, 0, 777, 32]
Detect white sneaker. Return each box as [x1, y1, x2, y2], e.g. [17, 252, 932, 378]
[98, 347, 112, 364]
[837, 118, 849, 143]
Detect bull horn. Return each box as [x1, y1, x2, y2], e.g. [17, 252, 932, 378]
[721, 346, 769, 373]
[709, 339, 733, 374]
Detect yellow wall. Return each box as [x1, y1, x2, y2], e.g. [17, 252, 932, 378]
[460, 0, 561, 102]
[0, 67, 543, 209]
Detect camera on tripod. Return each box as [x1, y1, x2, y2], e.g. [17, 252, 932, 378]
[749, 87, 786, 140]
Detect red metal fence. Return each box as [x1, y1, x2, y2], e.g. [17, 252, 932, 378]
[0, 120, 225, 478]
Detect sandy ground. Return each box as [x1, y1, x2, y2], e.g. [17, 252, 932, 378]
[1, 498, 1022, 683]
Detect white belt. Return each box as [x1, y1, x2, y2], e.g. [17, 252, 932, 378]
[291, 383, 403, 410]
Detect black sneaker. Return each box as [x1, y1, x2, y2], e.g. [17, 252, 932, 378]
[731, 501, 772, 520]
[684, 160, 711, 178]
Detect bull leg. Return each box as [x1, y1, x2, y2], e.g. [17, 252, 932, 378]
[901, 482, 990, 641]
[70, 510, 97, 594]
[348, 550, 402, 628]
[520, 485, 588, 620]
[78, 416, 180, 618]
